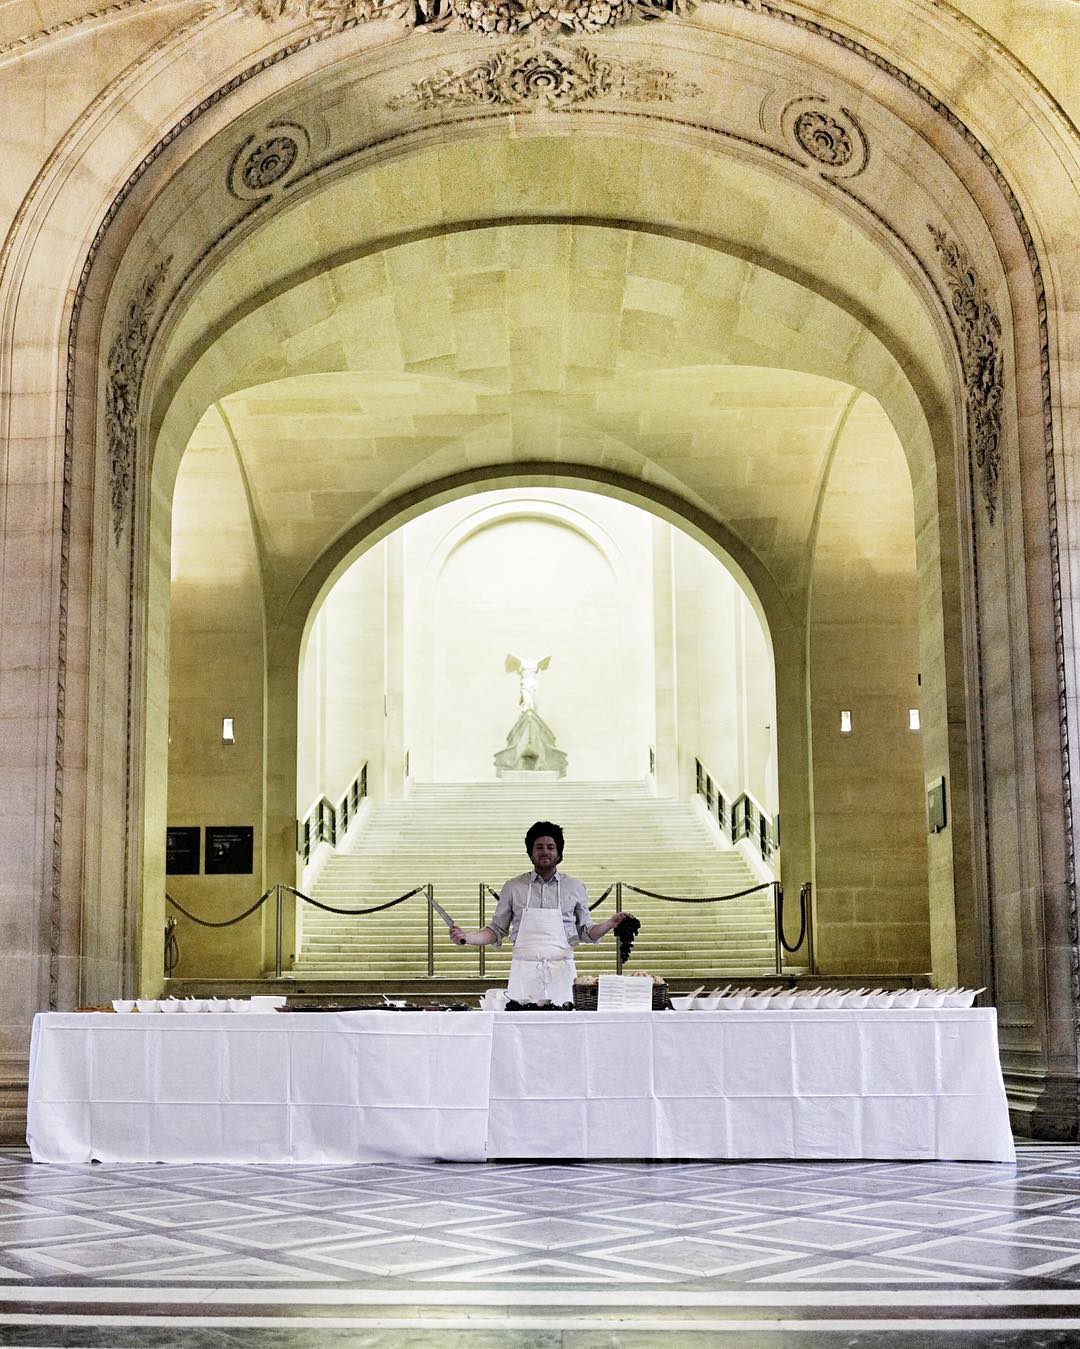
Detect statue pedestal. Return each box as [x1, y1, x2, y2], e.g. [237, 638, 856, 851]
[494, 708, 567, 779]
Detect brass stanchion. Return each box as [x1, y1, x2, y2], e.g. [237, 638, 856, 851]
[426, 883, 435, 977]
[274, 883, 283, 979]
[478, 883, 486, 978]
[615, 881, 624, 975]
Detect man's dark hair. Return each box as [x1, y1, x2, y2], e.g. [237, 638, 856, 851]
[525, 821, 564, 860]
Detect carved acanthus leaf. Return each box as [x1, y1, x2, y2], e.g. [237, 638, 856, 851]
[104, 258, 171, 545]
[239, 0, 698, 36]
[388, 41, 700, 109]
[929, 225, 1005, 525]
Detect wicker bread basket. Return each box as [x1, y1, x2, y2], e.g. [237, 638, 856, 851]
[574, 980, 669, 1010]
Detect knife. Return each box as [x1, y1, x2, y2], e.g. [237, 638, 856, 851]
[426, 891, 466, 944]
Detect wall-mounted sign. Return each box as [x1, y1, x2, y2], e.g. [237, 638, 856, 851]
[205, 825, 254, 875]
[927, 777, 947, 834]
[166, 827, 200, 875]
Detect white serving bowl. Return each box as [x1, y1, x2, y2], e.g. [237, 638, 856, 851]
[227, 998, 250, 1013]
[769, 993, 797, 1009]
[918, 989, 947, 1008]
[894, 989, 921, 1009]
[179, 998, 206, 1012]
[942, 987, 983, 1008]
[866, 991, 896, 1009]
[135, 999, 159, 1013]
[159, 999, 182, 1013]
[249, 996, 287, 1013]
[111, 999, 135, 1013]
[817, 991, 846, 1008]
[715, 994, 746, 1009]
[670, 995, 697, 1011]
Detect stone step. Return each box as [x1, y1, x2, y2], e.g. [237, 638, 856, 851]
[297, 780, 774, 978]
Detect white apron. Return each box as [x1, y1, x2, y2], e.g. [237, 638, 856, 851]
[507, 880, 576, 1005]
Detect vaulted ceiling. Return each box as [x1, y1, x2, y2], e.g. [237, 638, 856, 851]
[175, 222, 908, 622]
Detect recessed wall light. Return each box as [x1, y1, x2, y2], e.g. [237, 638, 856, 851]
[840, 710, 852, 735]
[222, 717, 235, 744]
[909, 708, 921, 731]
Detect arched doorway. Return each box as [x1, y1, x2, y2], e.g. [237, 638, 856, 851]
[5, 6, 1076, 1133]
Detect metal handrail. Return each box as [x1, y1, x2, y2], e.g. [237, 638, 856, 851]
[297, 763, 368, 864]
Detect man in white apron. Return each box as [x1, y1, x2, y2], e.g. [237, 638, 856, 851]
[449, 821, 628, 1004]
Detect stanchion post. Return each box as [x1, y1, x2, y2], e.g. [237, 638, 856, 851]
[274, 883, 283, 979]
[615, 881, 623, 975]
[427, 883, 434, 977]
[478, 884, 486, 978]
[802, 881, 816, 974]
[773, 881, 783, 976]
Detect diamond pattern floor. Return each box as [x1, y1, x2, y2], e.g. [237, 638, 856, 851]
[2, 1143, 1080, 1345]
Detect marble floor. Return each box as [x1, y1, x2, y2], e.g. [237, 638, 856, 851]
[2, 1143, 1080, 1345]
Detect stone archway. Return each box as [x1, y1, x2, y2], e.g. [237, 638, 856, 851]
[2, 1, 1077, 1135]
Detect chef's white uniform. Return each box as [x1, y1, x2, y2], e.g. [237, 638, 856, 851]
[492, 871, 597, 1005]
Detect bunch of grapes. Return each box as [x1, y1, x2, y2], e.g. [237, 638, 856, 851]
[617, 914, 641, 965]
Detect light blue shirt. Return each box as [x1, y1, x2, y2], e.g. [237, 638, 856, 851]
[488, 870, 598, 948]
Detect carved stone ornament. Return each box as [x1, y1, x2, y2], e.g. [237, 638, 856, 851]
[388, 41, 700, 109]
[239, 0, 697, 36]
[227, 122, 310, 200]
[793, 108, 853, 166]
[929, 225, 1004, 525]
[781, 96, 868, 177]
[242, 134, 299, 189]
[104, 257, 171, 545]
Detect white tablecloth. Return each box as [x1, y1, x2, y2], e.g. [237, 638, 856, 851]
[27, 1012, 493, 1164]
[26, 1008, 1015, 1164]
[486, 1009, 1015, 1162]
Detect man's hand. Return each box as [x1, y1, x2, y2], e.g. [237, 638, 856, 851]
[610, 911, 630, 928]
[449, 925, 468, 946]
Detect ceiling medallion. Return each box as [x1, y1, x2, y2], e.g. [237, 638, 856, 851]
[389, 41, 700, 108]
[781, 96, 869, 178]
[793, 109, 852, 167]
[240, 0, 697, 36]
[227, 121, 311, 200]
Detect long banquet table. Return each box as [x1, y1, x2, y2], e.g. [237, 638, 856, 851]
[27, 1008, 1015, 1164]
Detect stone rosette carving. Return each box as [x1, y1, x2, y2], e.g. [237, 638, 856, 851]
[228, 122, 310, 200]
[793, 109, 852, 166]
[929, 225, 1004, 525]
[781, 97, 868, 177]
[239, 0, 697, 36]
[242, 134, 299, 189]
[104, 258, 171, 544]
[389, 41, 701, 109]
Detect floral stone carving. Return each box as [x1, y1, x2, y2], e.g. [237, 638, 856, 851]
[930, 224, 1004, 525]
[240, 0, 697, 37]
[104, 257, 171, 544]
[793, 108, 853, 167]
[389, 40, 700, 108]
[241, 134, 299, 189]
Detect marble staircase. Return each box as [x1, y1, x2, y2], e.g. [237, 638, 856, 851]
[291, 781, 778, 981]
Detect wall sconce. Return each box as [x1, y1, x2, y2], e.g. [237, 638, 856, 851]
[222, 717, 235, 744]
[909, 708, 921, 731]
[840, 710, 852, 735]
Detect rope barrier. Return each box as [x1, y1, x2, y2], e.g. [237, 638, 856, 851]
[620, 880, 774, 903]
[166, 887, 275, 927]
[588, 883, 614, 912]
[282, 883, 426, 917]
[777, 886, 809, 954]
